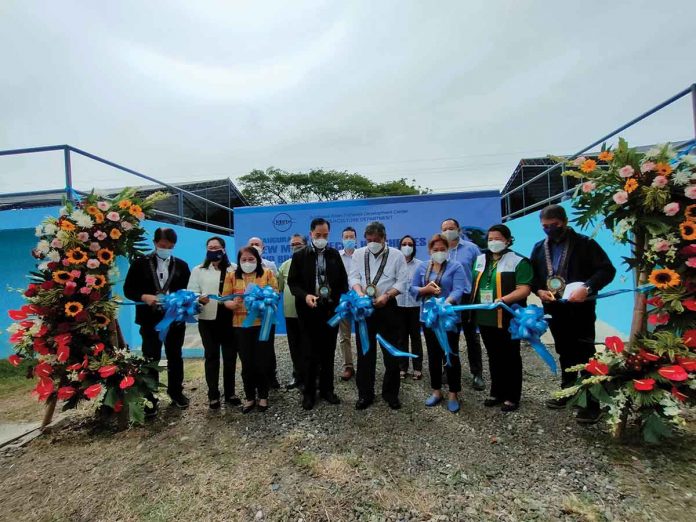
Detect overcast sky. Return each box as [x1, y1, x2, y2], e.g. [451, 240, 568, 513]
[1, 0, 695, 196]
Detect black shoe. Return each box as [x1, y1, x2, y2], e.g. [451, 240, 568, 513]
[546, 396, 570, 410]
[209, 399, 221, 410]
[501, 402, 519, 412]
[302, 396, 315, 410]
[321, 393, 341, 405]
[225, 396, 242, 406]
[144, 399, 159, 418]
[576, 407, 602, 424]
[484, 397, 503, 407]
[355, 398, 373, 410]
[387, 398, 402, 410]
[170, 394, 190, 409]
[472, 375, 485, 391]
[257, 402, 269, 412]
[242, 401, 256, 414]
[271, 376, 281, 389]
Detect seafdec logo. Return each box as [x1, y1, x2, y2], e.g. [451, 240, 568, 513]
[272, 213, 293, 232]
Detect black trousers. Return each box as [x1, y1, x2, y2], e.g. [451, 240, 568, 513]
[140, 322, 185, 397]
[479, 324, 522, 403]
[268, 325, 277, 382]
[460, 293, 483, 377]
[546, 302, 597, 388]
[424, 326, 462, 392]
[236, 326, 273, 401]
[285, 317, 304, 382]
[398, 306, 423, 372]
[355, 301, 401, 402]
[298, 306, 338, 399]
[198, 317, 237, 401]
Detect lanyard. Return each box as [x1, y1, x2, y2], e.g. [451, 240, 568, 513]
[424, 260, 447, 287]
[544, 238, 569, 278]
[365, 248, 390, 287]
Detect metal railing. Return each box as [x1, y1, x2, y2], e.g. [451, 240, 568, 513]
[0, 144, 237, 233]
[502, 83, 696, 221]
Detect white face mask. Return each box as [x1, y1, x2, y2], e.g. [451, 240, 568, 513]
[156, 248, 173, 260]
[240, 261, 257, 274]
[431, 251, 447, 264]
[400, 245, 413, 257]
[312, 238, 328, 250]
[441, 230, 459, 242]
[367, 241, 384, 255]
[251, 245, 263, 255]
[488, 240, 507, 253]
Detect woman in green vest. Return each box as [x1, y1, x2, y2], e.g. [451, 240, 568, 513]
[471, 224, 533, 412]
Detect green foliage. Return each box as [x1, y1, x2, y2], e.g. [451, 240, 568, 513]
[642, 412, 672, 444]
[238, 167, 431, 206]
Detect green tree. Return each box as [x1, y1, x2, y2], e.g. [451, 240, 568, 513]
[238, 167, 430, 206]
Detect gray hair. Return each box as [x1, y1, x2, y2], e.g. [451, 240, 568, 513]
[364, 221, 386, 239]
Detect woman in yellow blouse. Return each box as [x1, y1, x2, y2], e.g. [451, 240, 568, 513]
[223, 246, 278, 413]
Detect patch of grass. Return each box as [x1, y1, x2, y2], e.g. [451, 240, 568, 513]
[0, 360, 33, 397]
[561, 494, 607, 522]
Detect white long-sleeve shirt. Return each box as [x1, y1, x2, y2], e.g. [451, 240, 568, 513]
[187, 264, 234, 320]
[349, 246, 409, 297]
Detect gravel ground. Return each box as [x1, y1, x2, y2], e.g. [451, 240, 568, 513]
[0, 335, 694, 521]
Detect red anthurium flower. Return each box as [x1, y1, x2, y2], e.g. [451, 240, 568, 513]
[92, 343, 105, 356]
[605, 336, 625, 353]
[676, 356, 696, 372]
[648, 312, 670, 326]
[683, 298, 696, 312]
[646, 296, 664, 307]
[638, 349, 660, 362]
[98, 365, 118, 378]
[57, 386, 77, 400]
[56, 344, 70, 362]
[8, 309, 28, 320]
[77, 371, 88, 382]
[40, 280, 55, 290]
[585, 359, 609, 376]
[34, 378, 54, 401]
[683, 329, 696, 348]
[54, 332, 72, 347]
[9, 330, 26, 343]
[33, 338, 50, 355]
[680, 244, 696, 257]
[19, 320, 34, 329]
[658, 365, 689, 382]
[119, 375, 135, 389]
[113, 400, 123, 413]
[24, 284, 38, 297]
[83, 383, 102, 399]
[8, 354, 22, 367]
[671, 386, 688, 402]
[66, 362, 83, 371]
[33, 361, 53, 379]
[633, 378, 655, 391]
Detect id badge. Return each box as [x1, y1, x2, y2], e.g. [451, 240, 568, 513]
[480, 289, 494, 304]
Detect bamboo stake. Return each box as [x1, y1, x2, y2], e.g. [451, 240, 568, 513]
[41, 395, 57, 430]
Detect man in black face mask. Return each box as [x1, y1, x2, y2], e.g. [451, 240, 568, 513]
[530, 205, 616, 424]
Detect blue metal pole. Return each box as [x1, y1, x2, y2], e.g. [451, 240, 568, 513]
[63, 146, 73, 202]
[691, 83, 696, 139]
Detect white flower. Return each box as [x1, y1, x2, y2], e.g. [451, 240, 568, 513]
[70, 209, 93, 229]
[35, 240, 50, 254]
[29, 319, 44, 336]
[108, 266, 120, 280]
[35, 225, 44, 237]
[680, 154, 696, 166]
[645, 143, 676, 159]
[43, 223, 58, 236]
[38, 262, 49, 271]
[672, 170, 694, 186]
[56, 230, 69, 242]
[6, 323, 21, 334]
[59, 206, 68, 216]
[46, 250, 61, 262]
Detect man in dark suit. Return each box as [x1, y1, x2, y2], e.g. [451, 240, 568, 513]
[529, 205, 616, 424]
[124, 227, 191, 415]
[288, 217, 349, 410]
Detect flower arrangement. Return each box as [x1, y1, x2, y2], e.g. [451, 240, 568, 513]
[7, 188, 167, 424]
[559, 139, 696, 442]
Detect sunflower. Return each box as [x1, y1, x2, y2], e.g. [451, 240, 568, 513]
[118, 199, 132, 209]
[91, 274, 107, 289]
[66, 248, 88, 264]
[680, 221, 696, 241]
[110, 228, 122, 240]
[97, 248, 114, 265]
[648, 268, 681, 289]
[598, 150, 614, 162]
[128, 204, 142, 217]
[624, 178, 639, 193]
[94, 212, 105, 224]
[656, 162, 672, 176]
[64, 301, 84, 317]
[93, 313, 111, 327]
[580, 159, 597, 173]
[85, 205, 99, 216]
[52, 270, 73, 284]
[60, 220, 76, 231]
[685, 204, 696, 220]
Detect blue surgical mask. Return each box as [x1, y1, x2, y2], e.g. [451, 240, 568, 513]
[343, 239, 357, 250]
[156, 248, 173, 260]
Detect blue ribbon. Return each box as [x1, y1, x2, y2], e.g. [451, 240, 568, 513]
[422, 298, 460, 366]
[328, 290, 374, 355]
[507, 304, 556, 374]
[155, 289, 201, 342]
[376, 334, 418, 359]
[241, 284, 280, 341]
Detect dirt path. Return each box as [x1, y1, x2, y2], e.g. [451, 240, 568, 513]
[1, 339, 694, 521]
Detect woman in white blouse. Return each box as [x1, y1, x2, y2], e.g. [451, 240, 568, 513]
[396, 235, 425, 380]
[187, 237, 238, 409]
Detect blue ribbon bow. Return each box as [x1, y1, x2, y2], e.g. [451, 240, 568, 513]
[241, 284, 280, 341]
[155, 289, 201, 342]
[328, 290, 375, 355]
[422, 297, 460, 366]
[506, 303, 556, 374]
